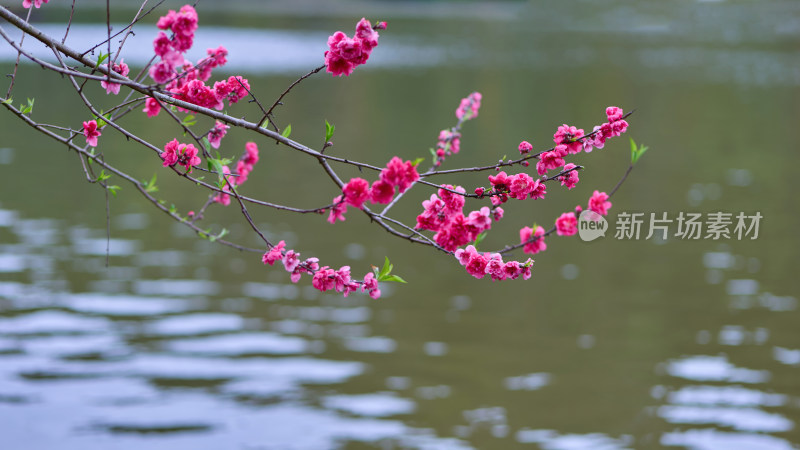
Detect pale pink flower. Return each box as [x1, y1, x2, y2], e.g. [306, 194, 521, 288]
[555, 212, 578, 236]
[282, 250, 301, 272]
[82, 120, 101, 147]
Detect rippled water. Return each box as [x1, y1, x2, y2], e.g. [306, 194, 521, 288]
[2, 1, 800, 449]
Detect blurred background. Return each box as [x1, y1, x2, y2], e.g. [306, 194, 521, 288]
[0, 0, 798, 448]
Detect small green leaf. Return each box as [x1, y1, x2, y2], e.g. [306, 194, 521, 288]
[201, 137, 211, 152]
[630, 138, 650, 165]
[380, 274, 407, 284]
[324, 120, 335, 143]
[107, 185, 120, 197]
[472, 231, 488, 248]
[181, 115, 196, 127]
[20, 98, 34, 114]
[97, 169, 111, 182]
[281, 124, 292, 138]
[380, 256, 392, 277]
[95, 52, 108, 68]
[168, 204, 177, 214]
[143, 173, 158, 193]
[1, 97, 12, 105]
[411, 157, 425, 167]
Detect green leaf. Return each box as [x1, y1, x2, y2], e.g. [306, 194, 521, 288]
[95, 52, 108, 68]
[207, 158, 225, 185]
[143, 173, 158, 193]
[1, 97, 12, 105]
[281, 124, 292, 138]
[324, 120, 335, 143]
[209, 228, 228, 242]
[107, 185, 120, 197]
[630, 138, 650, 165]
[181, 115, 196, 127]
[379, 256, 392, 278]
[380, 274, 407, 284]
[472, 231, 488, 248]
[411, 157, 425, 167]
[201, 137, 211, 153]
[20, 98, 34, 115]
[97, 169, 111, 182]
[168, 204, 177, 214]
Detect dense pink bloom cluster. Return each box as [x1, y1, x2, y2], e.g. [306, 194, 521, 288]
[558, 163, 580, 190]
[555, 212, 578, 236]
[584, 106, 629, 152]
[456, 92, 482, 121]
[588, 190, 612, 216]
[207, 120, 229, 149]
[520, 225, 547, 255]
[487, 171, 546, 205]
[416, 185, 498, 252]
[328, 157, 419, 224]
[100, 60, 130, 95]
[454, 245, 533, 281]
[145, 6, 247, 114]
[262, 240, 381, 298]
[82, 120, 101, 147]
[22, 0, 48, 9]
[160, 139, 201, 172]
[433, 129, 461, 167]
[324, 18, 381, 77]
[214, 142, 259, 205]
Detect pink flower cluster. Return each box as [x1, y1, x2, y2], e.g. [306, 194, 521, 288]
[160, 139, 201, 172]
[324, 18, 382, 77]
[22, 0, 48, 9]
[214, 142, 259, 206]
[82, 120, 101, 147]
[558, 163, 580, 190]
[433, 129, 461, 167]
[455, 245, 533, 281]
[486, 171, 546, 206]
[533, 106, 629, 177]
[584, 107, 629, 152]
[262, 240, 381, 299]
[100, 60, 130, 95]
[456, 92, 482, 121]
[520, 225, 547, 255]
[416, 185, 499, 252]
[149, 5, 199, 83]
[145, 6, 246, 115]
[329, 157, 419, 224]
